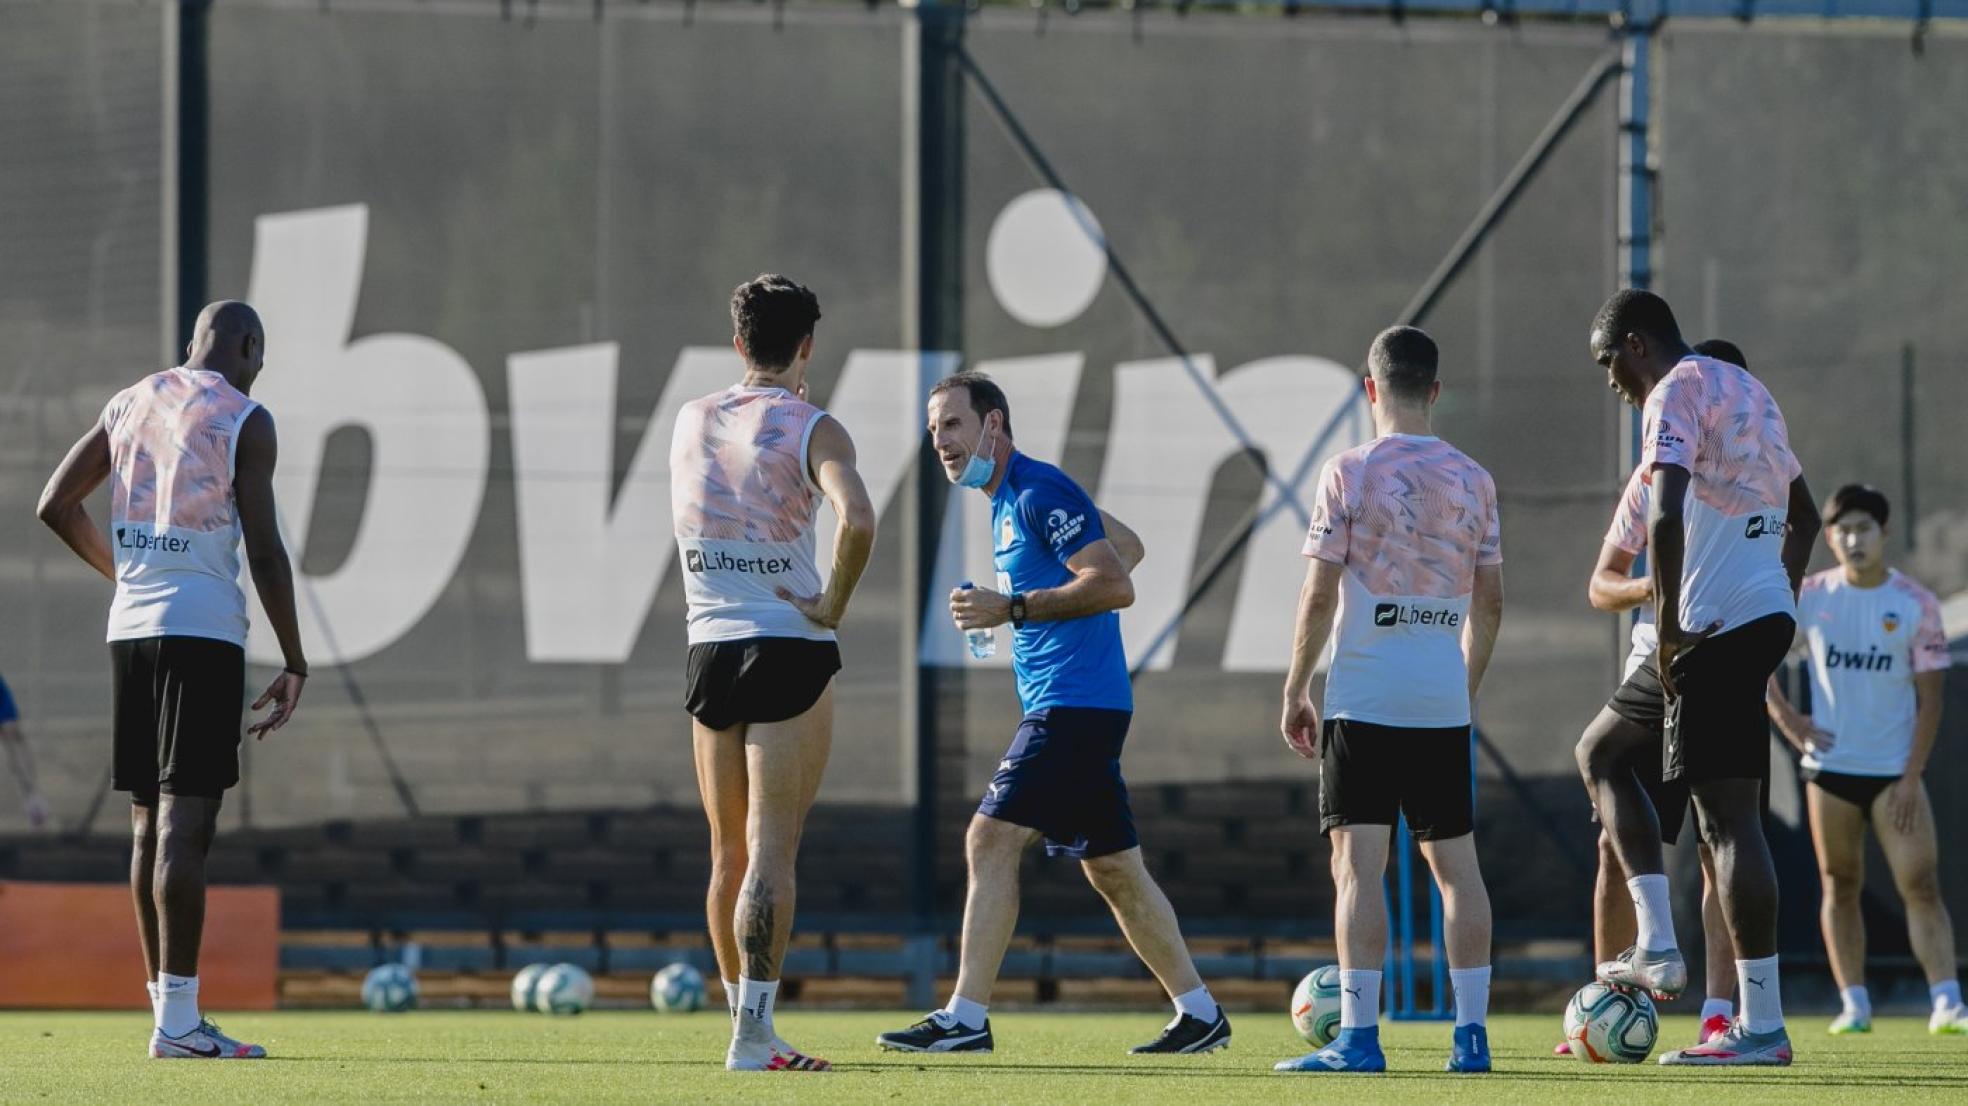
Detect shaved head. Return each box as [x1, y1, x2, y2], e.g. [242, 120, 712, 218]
[185, 299, 266, 387]
[194, 300, 263, 344]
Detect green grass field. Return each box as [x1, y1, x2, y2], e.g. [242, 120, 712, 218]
[5, 1010, 1965, 1104]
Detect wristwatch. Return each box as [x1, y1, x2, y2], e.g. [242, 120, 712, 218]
[1008, 593, 1028, 628]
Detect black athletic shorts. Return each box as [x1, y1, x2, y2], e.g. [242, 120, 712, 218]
[1319, 718, 1473, 841]
[684, 637, 841, 731]
[1599, 655, 1693, 845]
[1804, 768, 1897, 817]
[1662, 613, 1794, 785]
[111, 636, 246, 803]
[978, 706, 1137, 860]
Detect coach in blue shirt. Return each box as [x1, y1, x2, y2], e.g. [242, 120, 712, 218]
[876, 372, 1230, 1057]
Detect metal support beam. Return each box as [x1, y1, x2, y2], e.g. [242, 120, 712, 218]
[175, 0, 212, 351]
[1615, 23, 1655, 665]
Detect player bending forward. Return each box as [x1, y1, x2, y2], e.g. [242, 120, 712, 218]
[1765, 484, 1966, 1036]
[1276, 327, 1503, 1075]
[877, 371, 1230, 1056]
[672, 276, 877, 1072]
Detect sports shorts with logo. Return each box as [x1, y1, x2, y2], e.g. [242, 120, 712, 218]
[684, 637, 841, 731]
[979, 707, 1136, 860]
[1601, 652, 1693, 845]
[1663, 613, 1794, 784]
[1319, 718, 1472, 840]
[111, 636, 246, 803]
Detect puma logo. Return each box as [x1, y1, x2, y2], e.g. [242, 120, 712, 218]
[1747, 977, 1766, 989]
[1344, 987, 1361, 999]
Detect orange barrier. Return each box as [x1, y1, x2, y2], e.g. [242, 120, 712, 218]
[0, 881, 279, 1010]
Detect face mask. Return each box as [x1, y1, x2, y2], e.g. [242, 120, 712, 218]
[954, 420, 998, 489]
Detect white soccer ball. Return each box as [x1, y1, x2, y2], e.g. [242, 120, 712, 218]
[511, 963, 550, 1013]
[1290, 964, 1343, 1046]
[361, 963, 418, 1013]
[536, 962, 595, 1016]
[1564, 981, 1659, 1063]
[651, 962, 708, 1013]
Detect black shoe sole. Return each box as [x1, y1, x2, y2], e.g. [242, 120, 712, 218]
[1131, 1021, 1233, 1054]
[875, 1036, 994, 1054]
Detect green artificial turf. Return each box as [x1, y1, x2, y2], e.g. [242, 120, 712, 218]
[2, 1010, 1964, 1104]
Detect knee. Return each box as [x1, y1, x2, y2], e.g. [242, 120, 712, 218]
[965, 819, 1023, 868]
[1897, 868, 1944, 908]
[1820, 869, 1863, 906]
[1597, 832, 1622, 877]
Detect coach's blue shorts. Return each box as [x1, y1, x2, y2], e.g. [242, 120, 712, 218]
[0, 673, 17, 726]
[978, 706, 1137, 860]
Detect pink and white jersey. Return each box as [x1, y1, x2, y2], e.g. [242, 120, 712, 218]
[1604, 464, 1657, 677]
[1303, 434, 1501, 728]
[1641, 355, 1801, 635]
[670, 384, 832, 644]
[101, 367, 261, 646]
[1797, 569, 1952, 777]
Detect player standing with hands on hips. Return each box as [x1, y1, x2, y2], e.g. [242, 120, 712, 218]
[1276, 326, 1504, 1076]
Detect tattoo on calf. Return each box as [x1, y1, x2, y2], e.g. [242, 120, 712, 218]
[737, 875, 777, 981]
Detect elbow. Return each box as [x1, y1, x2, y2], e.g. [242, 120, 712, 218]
[1585, 583, 1614, 613]
[34, 493, 65, 530]
[1109, 575, 1136, 610]
[842, 502, 878, 539]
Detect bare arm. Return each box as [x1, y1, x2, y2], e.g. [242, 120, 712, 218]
[235, 408, 309, 736]
[781, 414, 876, 629]
[1098, 510, 1144, 573]
[36, 424, 115, 581]
[1464, 562, 1504, 702]
[949, 537, 1135, 631]
[1279, 556, 1342, 758]
[1781, 475, 1820, 597]
[1905, 670, 1946, 780]
[1587, 543, 1651, 613]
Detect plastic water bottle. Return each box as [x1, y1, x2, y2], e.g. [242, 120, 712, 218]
[958, 581, 997, 660]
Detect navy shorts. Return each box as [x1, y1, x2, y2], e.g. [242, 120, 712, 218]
[978, 707, 1137, 860]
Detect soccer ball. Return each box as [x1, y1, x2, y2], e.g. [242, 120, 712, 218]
[535, 963, 595, 1016]
[1290, 965, 1343, 1046]
[511, 963, 550, 1013]
[651, 963, 708, 1013]
[1564, 981, 1658, 1063]
[361, 963, 418, 1013]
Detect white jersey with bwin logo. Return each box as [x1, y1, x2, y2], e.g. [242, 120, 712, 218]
[669, 384, 834, 645]
[101, 367, 261, 646]
[1797, 569, 1951, 778]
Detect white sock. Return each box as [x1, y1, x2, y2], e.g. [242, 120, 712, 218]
[723, 980, 739, 1018]
[1626, 874, 1678, 953]
[1737, 956, 1783, 1034]
[146, 981, 161, 1026]
[1172, 985, 1218, 1024]
[1841, 985, 1872, 1018]
[1448, 966, 1490, 1028]
[1339, 969, 1380, 1029]
[941, 994, 989, 1031]
[1699, 996, 1735, 1023]
[1931, 980, 1963, 1012]
[156, 972, 200, 1038]
[736, 977, 778, 1034]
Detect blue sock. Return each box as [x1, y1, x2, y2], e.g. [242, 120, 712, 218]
[1334, 1025, 1380, 1049]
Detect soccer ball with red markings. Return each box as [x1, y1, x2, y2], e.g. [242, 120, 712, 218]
[1564, 981, 1658, 1063]
[1290, 965, 1343, 1046]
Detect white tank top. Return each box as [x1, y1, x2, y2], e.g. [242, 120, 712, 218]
[101, 367, 261, 646]
[669, 384, 833, 645]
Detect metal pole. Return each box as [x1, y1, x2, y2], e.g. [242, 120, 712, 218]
[176, 0, 212, 350]
[901, 0, 963, 1011]
[1901, 343, 1917, 550]
[1616, 19, 1654, 662]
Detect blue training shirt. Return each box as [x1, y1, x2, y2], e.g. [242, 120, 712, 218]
[990, 453, 1133, 714]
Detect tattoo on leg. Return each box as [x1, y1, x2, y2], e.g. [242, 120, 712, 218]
[738, 875, 777, 981]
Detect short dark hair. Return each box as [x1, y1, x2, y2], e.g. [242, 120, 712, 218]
[1367, 325, 1439, 402]
[730, 274, 821, 371]
[1592, 288, 1684, 350]
[1692, 338, 1748, 370]
[1823, 483, 1889, 529]
[928, 371, 1014, 439]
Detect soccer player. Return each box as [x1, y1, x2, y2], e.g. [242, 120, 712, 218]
[672, 275, 876, 1073]
[1764, 484, 1966, 1035]
[1556, 338, 1753, 1057]
[36, 300, 308, 1059]
[0, 671, 51, 829]
[1579, 289, 1818, 1067]
[877, 371, 1230, 1056]
[1275, 326, 1503, 1075]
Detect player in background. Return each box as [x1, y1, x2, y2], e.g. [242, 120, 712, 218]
[1581, 290, 1818, 1067]
[671, 276, 876, 1073]
[37, 300, 308, 1059]
[0, 671, 51, 829]
[1276, 327, 1503, 1075]
[1764, 484, 1966, 1035]
[878, 371, 1230, 1056]
[1555, 339, 1751, 1057]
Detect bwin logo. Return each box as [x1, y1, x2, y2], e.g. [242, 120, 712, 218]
[1373, 602, 1461, 628]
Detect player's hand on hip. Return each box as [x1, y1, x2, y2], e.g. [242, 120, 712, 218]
[1884, 775, 1921, 835]
[776, 587, 842, 630]
[1802, 724, 1837, 755]
[1655, 619, 1721, 699]
[1280, 695, 1320, 760]
[248, 671, 306, 738]
[950, 586, 1011, 631]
